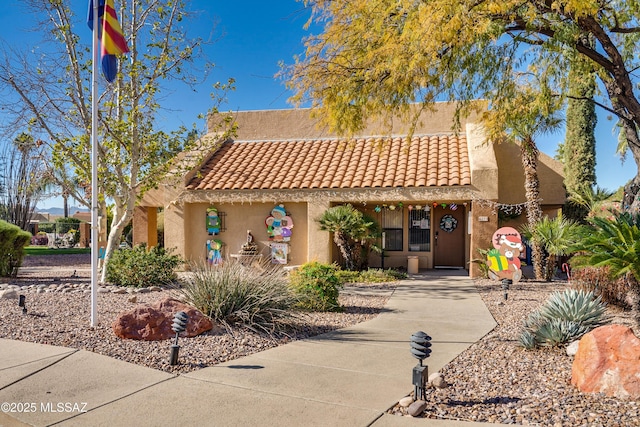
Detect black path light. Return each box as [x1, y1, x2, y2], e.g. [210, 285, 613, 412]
[502, 279, 512, 300]
[410, 331, 432, 400]
[169, 311, 189, 366]
[18, 295, 27, 315]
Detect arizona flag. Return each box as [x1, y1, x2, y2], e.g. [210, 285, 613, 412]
[87, 0, 129, 83]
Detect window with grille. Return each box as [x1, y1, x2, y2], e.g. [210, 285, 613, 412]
[382, 209, 403, 251]
[408, 209, 431, 251]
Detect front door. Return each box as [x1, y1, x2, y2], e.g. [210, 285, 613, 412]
[433, 205, 465, 268]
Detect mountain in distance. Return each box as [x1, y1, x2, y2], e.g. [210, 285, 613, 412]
[36, 207, 90, 215]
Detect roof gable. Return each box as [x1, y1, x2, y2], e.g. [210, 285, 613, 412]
[186, 134, 471, 191]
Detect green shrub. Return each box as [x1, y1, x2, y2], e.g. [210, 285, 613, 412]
[0, 220, 31, 277]
[105, 244, 182, 287]
[289, 261, 343, 312]
[519, 289, 607, 349]
[181, 260, 296, 332]
[571, 212, 640, 283]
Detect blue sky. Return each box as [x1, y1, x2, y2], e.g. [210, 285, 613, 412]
[1, 1, 637, 209]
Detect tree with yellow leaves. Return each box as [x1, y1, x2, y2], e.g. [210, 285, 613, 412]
[285, 0, 640, 211]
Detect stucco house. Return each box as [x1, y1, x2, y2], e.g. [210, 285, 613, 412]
[135, 103, 565, 277]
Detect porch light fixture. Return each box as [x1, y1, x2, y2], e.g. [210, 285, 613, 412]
[18, 295, 27, 315]
[169, 311, 188, 365]
[410, 331, 432, 400]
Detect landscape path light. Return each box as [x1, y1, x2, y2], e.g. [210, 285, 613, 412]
[410, 331, 432, 400]
[18, 295, 27, 315]
[169, 311, 188, 366]
[502, 279, 512, 300]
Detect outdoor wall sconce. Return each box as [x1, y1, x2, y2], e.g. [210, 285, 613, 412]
[502, 279, 512, 300]
[169, 311, 188, 366]
[410, 331, 432, 400]
[18, 295, 27, 315]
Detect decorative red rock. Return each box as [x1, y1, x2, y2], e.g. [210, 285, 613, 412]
[113, 297, 218, 340]
[571, 324, 640, 399]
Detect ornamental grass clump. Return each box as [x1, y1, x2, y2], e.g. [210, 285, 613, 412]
[518, 289, 607, 349]
[181, 260, 297, 333]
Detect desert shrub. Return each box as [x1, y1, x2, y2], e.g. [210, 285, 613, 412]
[335, 269, 360, 283]
[0, 220, 31, 277]
[181, 260, 296, 332]
[571, 266, 633, 309]
[518, 289, 607, 349]
[289, 261, 343, 312]
[105, 244, 182, 287]
[354, 268, 406, 282]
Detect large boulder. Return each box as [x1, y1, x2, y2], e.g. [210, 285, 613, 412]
[113, 297, 218, 340]
[571, 324, 640, 399]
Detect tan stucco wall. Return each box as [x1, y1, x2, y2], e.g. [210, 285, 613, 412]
[133, 206, 157, 247]
[494, 142, 566, 205]
[215, 103, 480, 141]
[178, 202, 310, 266]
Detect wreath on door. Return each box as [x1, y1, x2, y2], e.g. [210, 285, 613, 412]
[439, 214, 458, 233]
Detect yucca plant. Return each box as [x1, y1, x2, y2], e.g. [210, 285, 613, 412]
[518, 289, 607, 349]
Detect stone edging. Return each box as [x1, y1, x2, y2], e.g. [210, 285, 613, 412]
[0, 282, 165, 297]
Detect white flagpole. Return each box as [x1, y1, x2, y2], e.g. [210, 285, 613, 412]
[90, 0, 99, 327]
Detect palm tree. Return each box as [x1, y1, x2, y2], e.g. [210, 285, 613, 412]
[351, 212, 381, 270]
[483, 83, 563, 280]
[567, 183, 616, 220]
[316, 204, 377, 271]
[521, 213, 584, 281]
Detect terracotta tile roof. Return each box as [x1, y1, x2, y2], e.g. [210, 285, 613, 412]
[186, 135, 471, 191]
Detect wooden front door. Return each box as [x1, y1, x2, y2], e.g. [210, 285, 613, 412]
[433, 205, 465, 268]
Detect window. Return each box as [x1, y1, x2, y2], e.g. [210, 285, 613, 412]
[409, 208, 431, 251]
[382, 208, 403, 251]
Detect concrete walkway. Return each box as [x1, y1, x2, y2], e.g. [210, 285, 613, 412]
[0, 271, 496, 427]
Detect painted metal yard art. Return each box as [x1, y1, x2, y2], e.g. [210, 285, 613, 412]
[265, 204, 293, 242]
[206, 207, 221, 235]
[486, 227, 524, 283]
[206, 239, 223, 265]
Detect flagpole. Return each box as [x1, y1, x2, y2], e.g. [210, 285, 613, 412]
[90, 0, 100, 327]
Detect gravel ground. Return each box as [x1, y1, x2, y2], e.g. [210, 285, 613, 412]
[1, 254, 394, 375]
[5, 255, 640, 425]
[390, 279, 640, 426]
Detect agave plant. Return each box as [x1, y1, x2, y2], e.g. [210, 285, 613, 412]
[539, 289, 607, 328]
[518, 288, 607, 349]
[533, 319, 591, 347]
